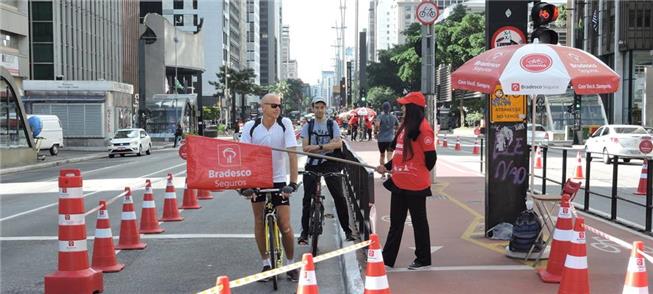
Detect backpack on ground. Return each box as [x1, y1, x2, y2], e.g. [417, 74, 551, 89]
[249, 116, 286, 137]
[508, 209, 544, 253]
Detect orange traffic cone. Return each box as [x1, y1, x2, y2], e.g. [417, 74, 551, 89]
[623, 241, 649, 293]
[215, 276, 231, 294]
[574, 152, 585, 179]
[197, 189, 214, 200]
[140, 179, 164, 234]
[535, 146, 543, 169]
[472, 136, 480, 155]
[181, 179, 201, 209]
[364, 234, 391, 294]
[537, 194, 573, 283]
[454, 136, 462, 151]
[442, 134, 448, 148]
[558, 217, 589, 294]
[161, 173, 183, 222]
[634, 161, 649, 196]
[297, 253, 319, 294]
[91, 200, 125, 272]
[116, 187, 147, 250]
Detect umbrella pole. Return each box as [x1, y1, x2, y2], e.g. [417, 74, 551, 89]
[528, 94, 537, 209]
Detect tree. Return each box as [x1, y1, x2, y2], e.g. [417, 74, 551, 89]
[390, 22, 422, 90]
[209, 66, 258, 127]
[283, 79, 306, 115]
[367, 50, 406, 95]
[367, 86, 398, 111]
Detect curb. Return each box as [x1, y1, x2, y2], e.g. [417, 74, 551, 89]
[335, 207, 365, 294]
[0, 145, 174, 175]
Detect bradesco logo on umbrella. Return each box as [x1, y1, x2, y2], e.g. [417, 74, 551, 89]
[520, 53, 553, 73]
[185, 136, 273, 190]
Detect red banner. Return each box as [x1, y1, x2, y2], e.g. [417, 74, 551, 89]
[185, 136, 274, 190]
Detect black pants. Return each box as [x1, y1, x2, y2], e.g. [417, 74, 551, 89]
[301, 165, 352, 236]
[173, 135, 181, 147]
[383, 193, 431, 267]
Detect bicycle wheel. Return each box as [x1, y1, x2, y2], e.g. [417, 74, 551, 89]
[310, 202, 323, 256]
[267, 215, 278, 290]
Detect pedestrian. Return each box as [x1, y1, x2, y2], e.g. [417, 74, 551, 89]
[375, 102, 399, 168]
[348, 114, 359, 141]
[298, 97, 355, 245]
[365, 115, 373, 141]
[374, 91, 436, 270]
[174, 123, 183, 148]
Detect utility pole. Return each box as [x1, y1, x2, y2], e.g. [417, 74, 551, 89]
[353, 0, 359, 104]
[339, 0, 347, 107]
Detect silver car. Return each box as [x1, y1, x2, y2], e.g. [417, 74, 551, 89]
[584, 124, 650, 164]
[108, 128, 152, 158]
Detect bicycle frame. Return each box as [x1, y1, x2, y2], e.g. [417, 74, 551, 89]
[261, 189, 283, 290]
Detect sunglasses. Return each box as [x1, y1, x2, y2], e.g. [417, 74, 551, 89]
[264, 103, 282, 109]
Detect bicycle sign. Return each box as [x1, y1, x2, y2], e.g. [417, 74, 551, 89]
[416, 1, 439, 25]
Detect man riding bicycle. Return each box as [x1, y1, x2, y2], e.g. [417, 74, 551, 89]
[299, 97, 355, 245]
[239, 93, 300, 282]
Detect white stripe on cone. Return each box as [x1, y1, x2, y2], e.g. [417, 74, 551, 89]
[145, 187, 153, 194]
[564, 255, 588, 269]
[365, 275, 390, 290]
[623, 285, 648, 294]
[94, 228, 113, 238]
[367, 249, 383, 263]
[58, 214, 85, 225]
[59, 187, 83, 198]
[142, 200, 156, 208]
[121, 211, 137, 220]
[59, 240, 87, 252]
[298, 270, 317, 286]
[627, 257, 647, 273]
[165, 192, 176, 199]
[124, 196, 134, 204]
[553, 229, 573, 241]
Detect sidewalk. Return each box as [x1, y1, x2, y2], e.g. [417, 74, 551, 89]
[347, 139, 653, 293]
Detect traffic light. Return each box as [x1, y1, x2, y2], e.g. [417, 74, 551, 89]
[530, 1, 559, 44]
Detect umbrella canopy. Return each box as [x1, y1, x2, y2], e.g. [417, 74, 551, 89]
[350, 107, 377, 117]
[338, 112, 351, 119]
[451, 42, 620, 96]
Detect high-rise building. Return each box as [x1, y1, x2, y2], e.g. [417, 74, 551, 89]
[123, 0, 140, 93]
[396, 1, 419, 45]
[280, 25, 290, 79]
[286, 60, 297, 79]
[246, 0, 260, 84]
[320, 70, 335, 105]
[367, 0, 378, 62]
[260, 0, 281, 85]
[0, 0, 29, 89]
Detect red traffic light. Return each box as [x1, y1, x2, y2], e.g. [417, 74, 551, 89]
[531, 2, 559, 26]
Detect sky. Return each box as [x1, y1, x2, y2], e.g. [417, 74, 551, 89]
[282, 0, 368, 85]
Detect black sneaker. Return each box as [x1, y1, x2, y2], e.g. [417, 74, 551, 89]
[298, 233, 309, 246]
[345, 232, 356, 241]
[408, 260, 431, 270]
[257, 265, 272, 282]
[287, 268, 299, 282]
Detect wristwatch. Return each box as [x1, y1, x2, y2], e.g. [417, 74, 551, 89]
[319, 145, 323, 150]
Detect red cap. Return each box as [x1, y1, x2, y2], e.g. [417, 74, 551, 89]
[397, 91, 426, 107]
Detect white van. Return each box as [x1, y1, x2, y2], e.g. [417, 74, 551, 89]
[28, 115, 64, 155]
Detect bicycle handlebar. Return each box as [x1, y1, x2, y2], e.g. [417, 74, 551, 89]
[299, 170, 344, 178]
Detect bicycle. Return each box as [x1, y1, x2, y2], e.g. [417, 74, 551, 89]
[300, 170, 344, 256]
[243, 188, 284, 290]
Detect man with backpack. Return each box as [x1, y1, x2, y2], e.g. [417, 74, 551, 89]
[299, 97, 355, 245]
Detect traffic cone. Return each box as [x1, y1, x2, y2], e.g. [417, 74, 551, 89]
[45, 169, 103, 294]
[634, 161, 649, 196]
[623, 241, 649, 294]
[160, 173, 184, 222]
[558, 217, 589, 294]
[364, 234, 391, 294]
[215, 276, 231, 294]
[454, 136, 462, 151]
[181, 179, 201, 209]
[297, 253, 319, 294]
[91, 200, 125, 272]
[116, 187, 147, 250]
[197, 189, 214, 200]
[537, 194, 573, 283]
[442, 134, 448, 148]
[535, 146, 543, 169]
[140, 179, 164, 234]
[472, 136, 480, 155]
[574, 152, 585, 179]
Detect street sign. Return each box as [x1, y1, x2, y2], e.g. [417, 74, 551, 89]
[179, 143, 187, 160]
[416, 1, 439, 25]
[640, 139, 653, 154]
[474, 128, 481, 136]
[489, 85, 527, 122]
[490, 26, 526, 48]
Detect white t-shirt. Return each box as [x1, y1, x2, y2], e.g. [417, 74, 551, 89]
[240, 117, 298, 183]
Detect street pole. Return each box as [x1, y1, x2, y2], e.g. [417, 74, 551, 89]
[354, 0, 359, 104]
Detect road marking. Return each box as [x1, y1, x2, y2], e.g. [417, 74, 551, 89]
[387, 264, 532, 273]
[0, 233, 301, 241]
[408, 246, 443, 254]
[0, 163, 186, 223]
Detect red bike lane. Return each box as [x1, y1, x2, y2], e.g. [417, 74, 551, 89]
[349, 139, 653, 293]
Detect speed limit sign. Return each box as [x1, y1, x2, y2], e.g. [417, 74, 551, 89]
[416, 1, 439, 25]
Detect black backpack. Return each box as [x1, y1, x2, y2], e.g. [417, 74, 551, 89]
[509, 209, 544, 253]
[249, 116, 286, 137]
[307, 119, 344, 167]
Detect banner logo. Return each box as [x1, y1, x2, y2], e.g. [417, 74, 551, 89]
[520, 53, 552, 73]
[218, 145, 241, 167]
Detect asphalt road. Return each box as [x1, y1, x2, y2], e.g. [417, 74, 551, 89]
[0, 148, 350, 293]
[436, 135, 652, 230]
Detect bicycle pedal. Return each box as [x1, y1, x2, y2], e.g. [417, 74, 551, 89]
[324, 213, 335, 219]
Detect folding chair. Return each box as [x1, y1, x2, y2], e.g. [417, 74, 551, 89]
[526, 179, 581, 262]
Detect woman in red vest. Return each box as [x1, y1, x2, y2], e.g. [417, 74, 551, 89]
[375, 91, 436, 269]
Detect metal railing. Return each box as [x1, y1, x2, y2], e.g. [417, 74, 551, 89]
[534, 146, 653, 232]
[341, 140, 373, 240]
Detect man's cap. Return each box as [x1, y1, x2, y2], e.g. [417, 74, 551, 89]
[312, 97, 327, 105]
[397, 92, 426, 107]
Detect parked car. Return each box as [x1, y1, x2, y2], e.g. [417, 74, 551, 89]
[584, 124, 650, 164]
[108, 128, 152, 158]
[645, 126, 653, 135]
[526, 123, 550, 146]
[27, 114, 64, 155]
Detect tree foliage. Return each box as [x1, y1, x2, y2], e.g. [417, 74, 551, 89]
[367, 86, 398, 111]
